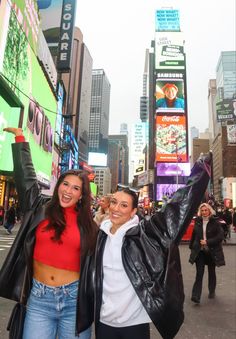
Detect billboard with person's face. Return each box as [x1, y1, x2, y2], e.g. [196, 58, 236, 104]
[155, 115, 187, 162]
[0, 0, 57, 187]
[155, 71, 185, 113]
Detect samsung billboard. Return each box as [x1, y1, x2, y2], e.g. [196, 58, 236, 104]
[155, 71, 186, 113]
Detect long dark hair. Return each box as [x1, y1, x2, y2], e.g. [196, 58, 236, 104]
[45, 169, 97, 254]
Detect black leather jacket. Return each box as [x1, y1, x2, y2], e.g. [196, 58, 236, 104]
[92, 153, 212, 339]
[189, 216, 225, 266]
[0, 142, 94, 334]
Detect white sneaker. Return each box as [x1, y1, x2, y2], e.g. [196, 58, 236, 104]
[5, 229, 11, 235]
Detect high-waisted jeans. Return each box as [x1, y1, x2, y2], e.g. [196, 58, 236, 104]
[23, 278, 91, 339]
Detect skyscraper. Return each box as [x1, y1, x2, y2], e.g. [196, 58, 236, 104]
[88, 69, 111, 154]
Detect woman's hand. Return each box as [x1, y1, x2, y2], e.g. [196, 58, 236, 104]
[3, 127, 23, 136]
[200, 239, 207, 245]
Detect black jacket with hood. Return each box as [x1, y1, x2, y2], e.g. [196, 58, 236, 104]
[93, 152, 212, 339]
[0, 141, 212, 338]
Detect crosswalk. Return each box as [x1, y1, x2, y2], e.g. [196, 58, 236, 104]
[0, 233, 15, 251]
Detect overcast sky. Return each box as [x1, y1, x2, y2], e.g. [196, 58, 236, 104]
[76, 0, 236, 135]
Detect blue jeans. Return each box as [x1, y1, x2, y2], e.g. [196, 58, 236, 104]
[23, 279, 92, 339]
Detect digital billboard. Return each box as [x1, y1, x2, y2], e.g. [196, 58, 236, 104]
[155, 71, 185, 113]
[155, 32, 185, 69]
[156, 115, 187, 162]
[156, 183, 185, 201]
[156, 162, 190, 176]
[88, 152, 107, 167]
[155, 9, 180, 32]
[0, 0, 57, 187]
[216, 99, 236, 122]
[227, 125, 236, 144]
[37, 0, 64, 44]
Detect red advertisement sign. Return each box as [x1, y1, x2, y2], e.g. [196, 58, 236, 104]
[156, 115, 187, 162]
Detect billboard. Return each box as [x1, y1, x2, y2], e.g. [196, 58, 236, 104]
[37, 0, 64, 44]
[155, 32, 185, 70]
[156, 183, 185, 200]
[0, 0, 57, 186]
[227, 124, 236, 144]
[155, 71, 185, 113]
[155, 9, 180, 32]
[57, 0, 76, 71]
[88, 152, 107, 167]
[156, 162, 190, 176]
[156, 115, 187, 162]
[216, 99, 236, 121]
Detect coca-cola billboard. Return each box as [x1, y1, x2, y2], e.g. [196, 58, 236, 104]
[155, 115, 187, 162]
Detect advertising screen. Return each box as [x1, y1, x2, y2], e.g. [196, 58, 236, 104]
[155, 71, 185, 113]
[155, 9, 180, 32]
[0, 0, 40, 58]
[0, 0, 57, 186]
[227, 125, 236, 144]
[88, 152, 107, 167]
[37, 0, 64, 44]
[156, 162, 190, 176]
[155, 32, 185, 69]
[0, 99, 21, 170]
[156, 115, 187, 162]
[216, 99, 236, 121]
[156, 183, 185, 200]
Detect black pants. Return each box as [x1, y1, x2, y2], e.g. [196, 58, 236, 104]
[96, 322, 150, 339]
[192, 250, 216, 300]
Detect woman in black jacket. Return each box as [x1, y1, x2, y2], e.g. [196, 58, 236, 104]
[189, 203, 225, 304]
[0, 128, 97, 339]
[92, 152, 213, 339]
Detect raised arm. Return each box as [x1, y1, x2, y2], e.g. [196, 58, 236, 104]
[4, 127, 41, 214]
[151, 152, 212, 245]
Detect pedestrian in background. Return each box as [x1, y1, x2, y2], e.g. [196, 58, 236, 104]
[232, 208, 236, 232]
[0, 127, 97, 339]
[93, 195, 111, 227]
[0, 205, 4, 225]
[4, 205, 16, 234]
[222, 207, 232, 238]
[189, 203, 225, 304]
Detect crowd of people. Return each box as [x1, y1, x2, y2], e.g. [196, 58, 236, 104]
[0, 126, 234, 339]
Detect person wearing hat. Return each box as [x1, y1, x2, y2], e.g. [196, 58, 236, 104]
[156, 83, 185, 109]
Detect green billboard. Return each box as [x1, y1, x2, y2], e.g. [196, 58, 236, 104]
[0, 0, 57, 187]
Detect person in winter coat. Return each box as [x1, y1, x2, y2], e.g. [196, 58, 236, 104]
[0, 127, 98, 339]
[93, 150, 212, 339]
[189, 203, 225, 304]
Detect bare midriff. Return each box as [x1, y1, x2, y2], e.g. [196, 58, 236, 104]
[33, 260, 80, 286]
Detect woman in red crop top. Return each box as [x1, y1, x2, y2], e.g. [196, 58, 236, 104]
[0, 127, 98, 339]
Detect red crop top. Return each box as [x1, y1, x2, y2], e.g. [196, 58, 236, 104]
[15, 135, 81, 271]
[33, 205, 81, 272]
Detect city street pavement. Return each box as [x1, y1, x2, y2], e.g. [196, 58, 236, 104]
[0, 224, 235, 339]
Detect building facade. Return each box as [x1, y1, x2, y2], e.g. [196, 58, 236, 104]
[210, 51, 236, 204]
[94, 167, 111, 196]
[89, 69, 111, 154]
[108, 134, 129, 187]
